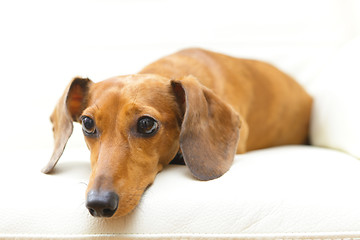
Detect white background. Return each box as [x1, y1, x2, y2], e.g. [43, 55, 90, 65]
[0, 0, 359, 152]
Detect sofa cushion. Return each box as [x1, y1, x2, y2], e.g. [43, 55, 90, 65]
[1, 146, 360, 239]
[309, 36, 360, 159]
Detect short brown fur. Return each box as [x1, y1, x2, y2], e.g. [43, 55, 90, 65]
[44, 48, 312, 217]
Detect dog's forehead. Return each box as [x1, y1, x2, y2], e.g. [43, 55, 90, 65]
[89, 74, 164, 95]
[88, 74, 174, 110]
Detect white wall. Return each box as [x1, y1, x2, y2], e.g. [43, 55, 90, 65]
[0, 0, 359, 151]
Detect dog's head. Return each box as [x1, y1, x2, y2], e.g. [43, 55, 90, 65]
[44, 74, 241, 217]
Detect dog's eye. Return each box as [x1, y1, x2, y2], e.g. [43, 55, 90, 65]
[137, 116, 159, 135]
[81, 116, 96, 135]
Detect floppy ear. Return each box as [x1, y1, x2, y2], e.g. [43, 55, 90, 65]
[171, 75, 241, 181]
[42, 77, 92, 174]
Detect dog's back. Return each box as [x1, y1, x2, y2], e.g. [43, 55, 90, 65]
[140, 48, 312, 152]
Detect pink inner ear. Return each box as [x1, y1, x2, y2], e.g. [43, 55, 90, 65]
[67, 84, 85, 119]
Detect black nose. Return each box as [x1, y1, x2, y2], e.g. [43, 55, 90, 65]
[86, 190, 119, 217]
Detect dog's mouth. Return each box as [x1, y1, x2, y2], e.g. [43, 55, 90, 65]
[86, 186, 151, 218]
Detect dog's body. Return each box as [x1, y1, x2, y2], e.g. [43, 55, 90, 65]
[44, 48, 312, 218]
[141, 48, 311, 151]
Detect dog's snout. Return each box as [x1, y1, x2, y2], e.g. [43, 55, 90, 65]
[86, 190, 119, 217]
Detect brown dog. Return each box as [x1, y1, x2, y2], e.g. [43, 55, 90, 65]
[43, 48, 312, 218]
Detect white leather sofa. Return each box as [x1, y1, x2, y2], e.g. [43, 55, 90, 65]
[1, 0, 360, 239]
[1, 146, 360, 239]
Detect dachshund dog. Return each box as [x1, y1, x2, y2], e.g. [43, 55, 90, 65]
[43, 48, 312, 218]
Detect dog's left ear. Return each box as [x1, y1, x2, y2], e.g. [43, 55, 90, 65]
[171, 75, 241, 181]
[42, 77, 92, 174]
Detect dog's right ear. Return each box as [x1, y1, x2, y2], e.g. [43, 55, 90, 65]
[42, 77, 92, 174]
[171, 76, 241, 181]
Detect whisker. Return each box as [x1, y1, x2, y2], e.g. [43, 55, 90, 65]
[78, 181, 88, 187]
